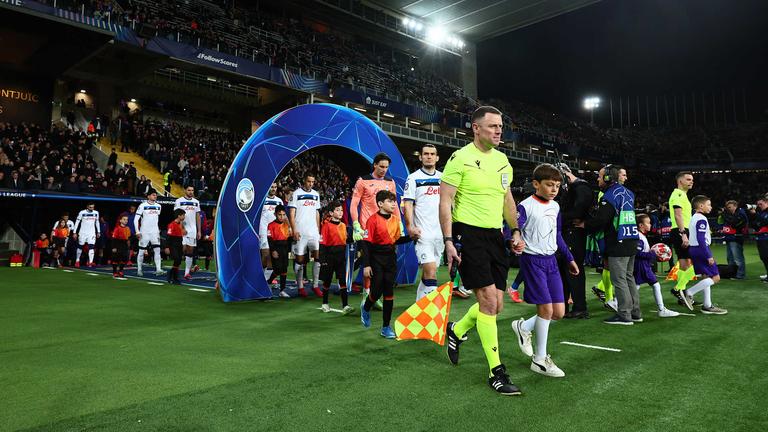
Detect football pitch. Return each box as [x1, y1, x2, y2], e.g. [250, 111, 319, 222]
[2, 244, 767, 431]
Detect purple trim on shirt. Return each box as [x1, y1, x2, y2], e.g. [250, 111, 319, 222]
[695, 220, 712, 258]
[556, 214, 574, 262]
[517, 204, 528, 228]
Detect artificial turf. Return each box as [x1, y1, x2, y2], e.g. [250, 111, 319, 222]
[2, 244, 767, 431]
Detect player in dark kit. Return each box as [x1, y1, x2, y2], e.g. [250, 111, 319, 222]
[319, 201, 354, 314]
[267, 205, 292, 297]
[165, 209, 187, 285]
[111, 215, 131, 279]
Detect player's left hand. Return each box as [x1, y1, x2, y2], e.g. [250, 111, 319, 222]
[363, 266, 373, 278]
[707, 257, 714, 265]
[512, 233, 525, 254]
[197, 232, 201, 241]
[408, 225, 421, 240]
[96, 233, 100, 238]
[568, 260, 580, 276]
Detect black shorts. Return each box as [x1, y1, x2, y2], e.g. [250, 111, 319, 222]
[454, 222, 508, 291]
[270, 242, 290, 274]
[168, 237, 183, 261]
[111, 240, 130, 262]
[670, 229, 691, 260]
[53, 237, 66, 248]
[320, 245, 347, 286]
[198, 239, 213, 257]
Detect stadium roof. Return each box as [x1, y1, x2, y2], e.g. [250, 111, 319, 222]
[381, 0, 602, 41]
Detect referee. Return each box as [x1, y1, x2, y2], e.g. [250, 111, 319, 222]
[669, 171, 695, 310]
[441, 106, 525, 396]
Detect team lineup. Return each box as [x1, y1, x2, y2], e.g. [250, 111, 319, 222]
[246, 105, 730, 396]
[53, 105, 736, 397]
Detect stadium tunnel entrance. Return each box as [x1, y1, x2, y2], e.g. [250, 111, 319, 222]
[215, 104, 418, 302]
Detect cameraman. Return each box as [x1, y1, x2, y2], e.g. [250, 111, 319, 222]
[719, 200, 748, 279]
[555, 163, 595, 319]
[750, 196, 768, 282]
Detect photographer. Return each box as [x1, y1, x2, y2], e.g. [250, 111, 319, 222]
[555, 163, 594, 319]
[719, 200, 748, 279]
[750, 196, 768, 282]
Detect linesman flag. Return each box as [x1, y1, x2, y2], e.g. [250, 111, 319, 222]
[394, 282, 453, 345]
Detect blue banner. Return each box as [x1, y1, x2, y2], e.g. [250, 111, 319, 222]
[0, 189, 216, 206]
[334, 88, 441, 123]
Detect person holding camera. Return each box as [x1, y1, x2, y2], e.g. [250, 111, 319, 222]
[719, 200, 748, 279]
[750, 196, 768, 282]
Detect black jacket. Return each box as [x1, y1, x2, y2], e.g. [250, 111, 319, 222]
[559, 179, 593, 225]
[585, 193, 637, 257]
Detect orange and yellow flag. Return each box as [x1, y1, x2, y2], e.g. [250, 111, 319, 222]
[666, 262, 680, 281]
[665, 262, 697, 281]
[394, 282, 453, 345]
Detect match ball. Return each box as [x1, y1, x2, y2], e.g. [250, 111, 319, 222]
[651, 243, 672, 262]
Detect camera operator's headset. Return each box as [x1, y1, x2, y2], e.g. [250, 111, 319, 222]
[602, 164, 621, 185]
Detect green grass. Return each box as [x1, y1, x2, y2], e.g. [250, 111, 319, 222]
[2, 244, 767, 431]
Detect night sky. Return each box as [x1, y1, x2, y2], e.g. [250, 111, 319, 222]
[477, 0, 768, 125]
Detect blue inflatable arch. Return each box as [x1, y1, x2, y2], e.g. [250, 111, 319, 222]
[215, 104, 418, 302]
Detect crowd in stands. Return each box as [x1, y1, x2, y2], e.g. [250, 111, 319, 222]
[275, 152, 351, 208]
[0, 122, 150, 196]
[46, 0, 768, 168]
[120, 119, 243, 200]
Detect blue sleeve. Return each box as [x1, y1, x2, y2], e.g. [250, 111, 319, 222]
[557, 214, 574, 262]
[636, 240, 655, 261]
[517, 204, 527, 229]
[696, 220, 712, 258]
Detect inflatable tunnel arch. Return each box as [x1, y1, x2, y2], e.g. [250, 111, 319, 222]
[215, 104, 418, 302]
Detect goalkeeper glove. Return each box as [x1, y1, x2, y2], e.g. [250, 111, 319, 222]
[353, 221, 364, 241]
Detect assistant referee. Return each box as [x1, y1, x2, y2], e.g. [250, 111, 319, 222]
[440, 106, 525, 396]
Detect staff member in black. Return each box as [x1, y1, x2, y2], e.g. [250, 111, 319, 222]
[555, 163, 594, 319]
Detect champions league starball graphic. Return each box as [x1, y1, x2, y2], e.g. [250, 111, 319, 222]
[215, 104, 418, 302]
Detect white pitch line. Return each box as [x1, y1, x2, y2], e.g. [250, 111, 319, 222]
[188, 288, 210, 292]
[148, 282, 164, 286]
[652, 309, 696, 317]
[62, 269, 74, 273]
[316, 307, 344, 313]
[560, 341, 621, 352]
[87, 273, 99, 276]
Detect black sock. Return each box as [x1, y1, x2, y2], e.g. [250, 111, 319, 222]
[119, 263, 125, 272]
[383, 299, 394, 327]
[279, 274, 287, 290]
[340, 289, 348, 307]
[112, 263, 118, 273]
[205, 257, 210, 270]
[322, 287, 329, 304]
[364, 296, 374, 312]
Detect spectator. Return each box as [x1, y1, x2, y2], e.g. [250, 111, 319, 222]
[108, 148, 118, 167]
[7, 170, 25, 189]
[719, 200, 748, 279]
[62, 174, 80, 193]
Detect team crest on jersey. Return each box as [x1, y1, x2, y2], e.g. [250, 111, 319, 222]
[236, 178, 255, 212]
[501, 173, 510, 189]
